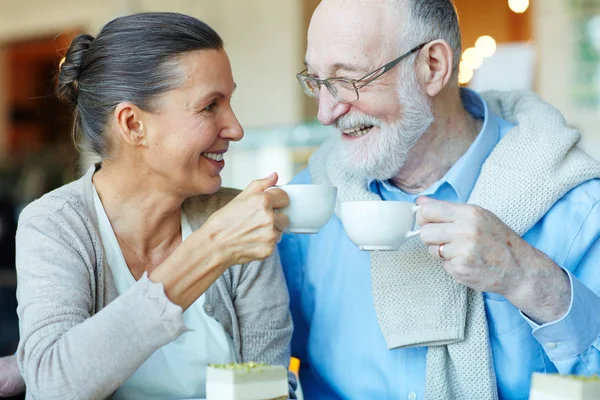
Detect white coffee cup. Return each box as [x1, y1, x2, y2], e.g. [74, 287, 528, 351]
[273, 184, 337, 234]
[340, 200, 420, 250]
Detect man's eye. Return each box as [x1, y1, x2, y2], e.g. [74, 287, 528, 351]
[204, 102, 218, 112]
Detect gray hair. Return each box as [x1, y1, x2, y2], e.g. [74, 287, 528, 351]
[400, 0, 462, 77]
[57, 12, 224, 159]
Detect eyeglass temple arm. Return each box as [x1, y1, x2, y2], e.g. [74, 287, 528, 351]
[355, 43, 427, 89]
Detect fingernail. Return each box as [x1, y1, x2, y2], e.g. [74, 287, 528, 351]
[416, 196, 431, 205]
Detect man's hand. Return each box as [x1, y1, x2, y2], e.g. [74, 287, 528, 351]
[416, 196, 572, 324]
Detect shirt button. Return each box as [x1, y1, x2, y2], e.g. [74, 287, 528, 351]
[546, 342, 558, 349]
[204, 304, 213, 314]
[408, 392, 417, 400]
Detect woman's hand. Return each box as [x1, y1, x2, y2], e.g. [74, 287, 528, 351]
[0, 355, 25, 397]
[149, 173, 289, 310]
[205, 172, 290, 266]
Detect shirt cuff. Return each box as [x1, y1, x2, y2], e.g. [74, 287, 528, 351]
[138, 272, 190, 336]
[520, 269, 600, 360]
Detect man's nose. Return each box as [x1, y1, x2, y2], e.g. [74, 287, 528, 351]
[317, 87, 351, 126]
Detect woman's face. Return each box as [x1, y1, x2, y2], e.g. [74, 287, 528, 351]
[140, 49, 243, 197]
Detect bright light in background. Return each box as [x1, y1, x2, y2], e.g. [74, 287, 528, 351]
[461, 47, 483, 70]
[475, 35, 497, 58]
[508, 0, 529, 14]
[59, 57, 66, 69]
[587, 16, 600, 52]
[460, 36, 497, 85]
[459, 61, 474, 85]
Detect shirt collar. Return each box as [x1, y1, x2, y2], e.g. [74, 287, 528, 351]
[369, 88, 501, 203]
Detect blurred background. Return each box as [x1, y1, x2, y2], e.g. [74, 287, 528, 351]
[0, 0, 599, 360]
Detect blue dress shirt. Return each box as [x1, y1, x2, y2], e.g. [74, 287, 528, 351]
[278, 89, 600, 400]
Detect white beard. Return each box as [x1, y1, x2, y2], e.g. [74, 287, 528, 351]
[336, 65, 434, 180]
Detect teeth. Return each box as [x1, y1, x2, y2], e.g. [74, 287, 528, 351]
[202, 152, 224, 161]
[343, 125, 373, 137]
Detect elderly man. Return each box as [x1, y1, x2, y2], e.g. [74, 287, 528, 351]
[278, 0, 600, 399]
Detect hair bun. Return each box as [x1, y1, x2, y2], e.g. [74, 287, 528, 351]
[57, 34, 94, 105]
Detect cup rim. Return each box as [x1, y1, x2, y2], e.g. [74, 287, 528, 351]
[341, 200, 414, 206]
[278, 184, 337, 189]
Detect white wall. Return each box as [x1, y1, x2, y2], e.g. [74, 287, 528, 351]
[135, 0, 305, 127]
[534, 0, 600, 161]
[0, 0, 130, 40]
[197, 0, 305, 128]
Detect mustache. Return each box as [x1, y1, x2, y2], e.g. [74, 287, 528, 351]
[334, 113, 382, 130]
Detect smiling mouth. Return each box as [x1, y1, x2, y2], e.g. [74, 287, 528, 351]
[201, 152, 225, 162]
[342, 125, 374, 137]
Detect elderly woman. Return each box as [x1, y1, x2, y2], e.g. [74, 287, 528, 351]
[15, 12, 294, 400]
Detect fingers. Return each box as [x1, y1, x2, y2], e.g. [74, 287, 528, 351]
[427, 242, 456, 260]
[265, 187, 290, 210]
[416, 196, 481, 226]
[274, 211, 290, 233]
[239, 172, 279, 197]
[416, 196, 457, 225]
[419, 223, 454, 245]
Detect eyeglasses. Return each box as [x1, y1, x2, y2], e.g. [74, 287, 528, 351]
[296, 43, 427, 104]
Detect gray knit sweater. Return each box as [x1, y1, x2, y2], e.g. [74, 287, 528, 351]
[15, 165, 294, 400]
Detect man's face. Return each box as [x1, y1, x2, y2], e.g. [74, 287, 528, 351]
[305, 0, 434, 180]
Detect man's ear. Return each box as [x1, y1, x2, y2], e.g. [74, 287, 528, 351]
[113, 102, 148, 147]
[416, 39, 454, 97]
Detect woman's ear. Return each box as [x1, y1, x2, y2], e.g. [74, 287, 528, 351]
[114, 102, 148, 147]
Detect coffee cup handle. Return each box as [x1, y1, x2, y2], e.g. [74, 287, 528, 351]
[405, 205, 421, 239]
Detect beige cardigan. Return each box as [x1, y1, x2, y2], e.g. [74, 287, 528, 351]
[15, 165, 294, 399]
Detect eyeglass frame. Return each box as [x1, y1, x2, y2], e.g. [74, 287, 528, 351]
[296, 42, 427, 104]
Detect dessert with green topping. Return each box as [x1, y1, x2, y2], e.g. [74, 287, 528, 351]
[206, 362, 288, 400]
[209, 362, 268, 370]
[566, 375, 600, 382]
[530, 373, 600, 400]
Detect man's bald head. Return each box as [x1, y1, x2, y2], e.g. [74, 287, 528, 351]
[307, 0, 461, 77]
